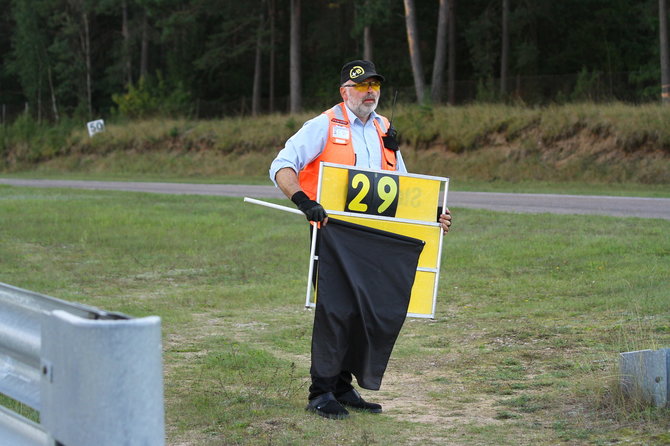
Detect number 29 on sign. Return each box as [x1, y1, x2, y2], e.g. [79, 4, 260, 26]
[345, 170, 399, 217]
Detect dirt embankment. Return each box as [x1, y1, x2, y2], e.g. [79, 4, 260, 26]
[3, 105, 670, 185]
[406, 126, 670, 185]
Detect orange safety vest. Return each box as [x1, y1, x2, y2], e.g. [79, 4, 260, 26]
[298, 102, 397, 200]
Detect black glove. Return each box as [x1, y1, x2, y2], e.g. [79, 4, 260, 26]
[382, 125, 399, 151]
[291, 191, 328, 222]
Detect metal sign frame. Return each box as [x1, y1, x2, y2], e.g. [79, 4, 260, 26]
[304, 162, 449, 319]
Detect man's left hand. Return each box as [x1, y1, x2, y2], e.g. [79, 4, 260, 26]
[438, 208, 452, 233]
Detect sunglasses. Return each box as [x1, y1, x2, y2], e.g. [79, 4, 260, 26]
[342, 81, 382, 92]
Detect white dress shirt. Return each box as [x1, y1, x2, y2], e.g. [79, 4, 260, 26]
[269, 103, 406, 186]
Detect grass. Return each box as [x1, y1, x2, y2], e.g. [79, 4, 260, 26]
[392, 102, 670, 152]
[3, 103, 670, 187]
[0, 184, 668, 445]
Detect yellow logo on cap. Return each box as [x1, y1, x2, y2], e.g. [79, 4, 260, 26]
[350, 66, 365, 79]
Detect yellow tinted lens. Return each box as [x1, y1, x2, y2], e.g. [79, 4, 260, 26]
[354, 81, 381, 92]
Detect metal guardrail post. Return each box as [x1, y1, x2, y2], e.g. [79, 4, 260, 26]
[620, 348, 670, 408]
[0, 282, 165, 445]
[41, 310, 165, 446]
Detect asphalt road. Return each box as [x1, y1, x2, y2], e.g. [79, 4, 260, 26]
[1, 178, 669, 220]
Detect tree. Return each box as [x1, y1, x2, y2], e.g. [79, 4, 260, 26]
[464, 3, 499, 84]
[268, 0, 276, 112]
[139, 8, 149, 79]
[9, 0, 54, 121]
[190, 1, 259, 108]
[252, 6, 264, 116]
[353, 0, 393, 62]
[289, 0, 301, 113]
[403, 0, 425, 103]
[363, 26, 373, 61]
[661, 0, 670, 104]
[431, 0, 449, 103]
[447, 0, 457, 104]
[44, 0, 98, 118]
[500, 0, 509, 96]
[80, 2, 93, 118]
[121, 0, 132, 87]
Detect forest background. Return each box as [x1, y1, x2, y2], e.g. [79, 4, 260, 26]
[1, 0, 670, 123]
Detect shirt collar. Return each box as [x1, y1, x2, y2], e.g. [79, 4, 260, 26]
[343, 103, 380, 126]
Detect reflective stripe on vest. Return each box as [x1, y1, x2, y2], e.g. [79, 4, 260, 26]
[298, 102, 397, 200]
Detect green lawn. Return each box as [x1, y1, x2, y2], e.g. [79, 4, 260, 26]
[0, 184, 668, 445]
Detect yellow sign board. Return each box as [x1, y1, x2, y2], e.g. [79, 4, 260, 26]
[306, 162, 449, 318]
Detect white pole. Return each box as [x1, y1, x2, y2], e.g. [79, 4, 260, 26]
[431, 178, 449, 319]
[243, 197, 303, 216]
[304, 224, 318, 308]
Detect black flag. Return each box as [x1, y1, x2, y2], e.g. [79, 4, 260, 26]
[311, 218, 425, 390]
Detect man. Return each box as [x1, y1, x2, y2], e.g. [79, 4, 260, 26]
[269, 60, 452, 419]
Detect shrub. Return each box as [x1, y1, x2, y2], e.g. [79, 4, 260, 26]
[112, 73, 192, 119]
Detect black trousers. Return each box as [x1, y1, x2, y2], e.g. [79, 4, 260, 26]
[308, 370, 354, 400]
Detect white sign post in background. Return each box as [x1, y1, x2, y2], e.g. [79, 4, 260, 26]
[86, 119, 105, 137]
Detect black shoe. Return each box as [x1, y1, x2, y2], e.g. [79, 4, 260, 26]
[305, 392, 349, 420]
[336, 388, 382, 413]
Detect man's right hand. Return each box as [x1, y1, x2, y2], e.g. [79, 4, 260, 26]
[291, 191, 328, 223]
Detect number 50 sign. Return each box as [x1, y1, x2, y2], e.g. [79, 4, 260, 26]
[87, 119, 105, 137]
[309, 162, 450, 318]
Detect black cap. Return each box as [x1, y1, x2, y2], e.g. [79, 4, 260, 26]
[340, 60, 385, 85]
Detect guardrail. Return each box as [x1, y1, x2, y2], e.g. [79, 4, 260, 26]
[620, 348, 670, 408]
[0, 282, 164, 446]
